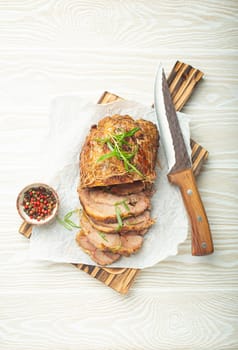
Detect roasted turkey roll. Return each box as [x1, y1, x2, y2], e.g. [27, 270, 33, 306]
[79, 114, 159, 188]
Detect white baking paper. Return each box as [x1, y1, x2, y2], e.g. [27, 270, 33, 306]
[29, 97, 190, 269]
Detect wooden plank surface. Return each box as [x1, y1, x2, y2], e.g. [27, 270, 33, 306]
[18, 61, 206, 294]
[1, 291, 237, 350]
[0, 0, 237, 349]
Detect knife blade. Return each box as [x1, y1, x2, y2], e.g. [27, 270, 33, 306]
[154, 64, 214, 255]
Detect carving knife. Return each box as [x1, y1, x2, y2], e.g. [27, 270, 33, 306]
[154, 65, 214, 255]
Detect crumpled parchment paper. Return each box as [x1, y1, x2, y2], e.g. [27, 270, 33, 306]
[29, 97, 190, 269]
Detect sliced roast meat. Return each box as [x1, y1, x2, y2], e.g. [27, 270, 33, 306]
[78, 187, 150, 223]
[79, 215, 145, 256]
[109, 181, 145, 195]
[76, 232, 121, 266]
[81, 214, 121, 251]
[92, 250, 121, 266]
[118, 234, 143, 256]
[87, 210, 154, 234]
[88, 232, 121, 252]
[77, 114, 159, 266]
[120, 229, 148, 236]
[76, 231, 96, 253]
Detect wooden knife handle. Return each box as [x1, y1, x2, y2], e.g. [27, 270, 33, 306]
[168, 168, 214, 255]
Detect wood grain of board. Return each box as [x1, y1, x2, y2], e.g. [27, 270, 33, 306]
[19, 61, 207, 294]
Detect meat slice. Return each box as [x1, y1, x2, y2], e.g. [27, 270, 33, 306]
[81, 213, 121, 251]
[81, 212, 147, 255]
[120, 229, 148, 236]
[110, 181, 155, 197]
[93, 250, 121, 266]
[118, 234, 143, 256]
[78, 187, 150, 223]
[88, 232, 121, 252]
[80, 114, 159, 188]
[76, 231, 96, 253]
[109, 181, 145, 195]
[87, 210, 154, 234]
[76, 232, 121, 266]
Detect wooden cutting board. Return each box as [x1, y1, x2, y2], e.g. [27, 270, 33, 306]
[19, 61, 208, 294]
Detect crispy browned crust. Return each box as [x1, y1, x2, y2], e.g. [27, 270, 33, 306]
[79, 114, 159, 188]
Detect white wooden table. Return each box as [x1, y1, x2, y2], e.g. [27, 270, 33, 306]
[0, 1, 237, 349]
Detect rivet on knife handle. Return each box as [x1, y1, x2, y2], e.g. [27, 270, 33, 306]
[168, 168, 214, 256]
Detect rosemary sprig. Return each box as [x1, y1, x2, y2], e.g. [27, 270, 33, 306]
[97, 231, 108, 242]
[57, 209, 81, 231]
[96, 127, 144, 177]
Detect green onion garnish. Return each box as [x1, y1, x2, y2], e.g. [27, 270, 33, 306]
[115, 205, 123, 230]
[96, 127, 144, 177]
[57, 209, 81, 231]
[56, 216, 73, 231]
[114, 200, 130, 230]
[98, 231, 108, 242]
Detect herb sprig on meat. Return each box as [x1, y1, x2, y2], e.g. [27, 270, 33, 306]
[114, 200, 130, 230]
[96, 127, 143, 177]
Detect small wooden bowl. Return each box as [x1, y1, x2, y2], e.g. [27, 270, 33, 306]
[16, 183, 59, 225]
